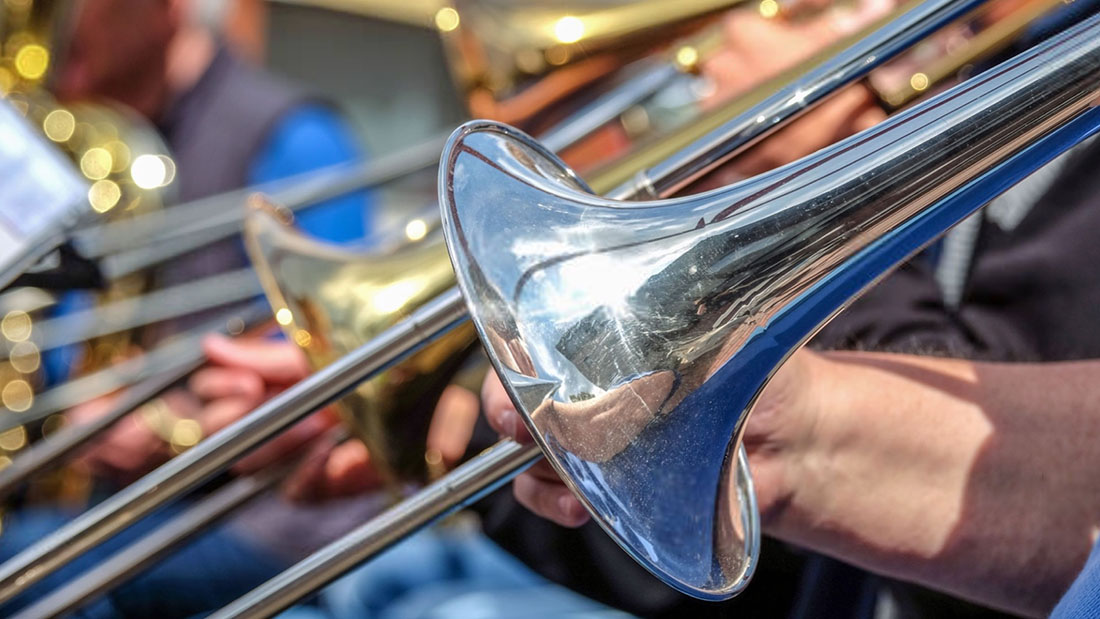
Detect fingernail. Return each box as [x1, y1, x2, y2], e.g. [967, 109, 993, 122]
[495, 407, 517, 438]
[504, 408, 518, 438]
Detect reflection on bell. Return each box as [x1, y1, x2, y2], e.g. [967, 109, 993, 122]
[244, 197, 477, 486]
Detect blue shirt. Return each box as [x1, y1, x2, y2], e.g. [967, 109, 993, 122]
[1052, 540, 1100, 618]
[247, 103, 372, 242]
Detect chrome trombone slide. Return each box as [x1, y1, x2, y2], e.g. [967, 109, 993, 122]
[9, 427, 348, 619]
[10, 467, 286, 619]
[72, 131, 450, 266]
[214, 15, 1100, 614]
[218, 440, 542, 619]
[0, 0, 988, 603]
[5, 268, 262, 354]
[0, 309, 263, 433]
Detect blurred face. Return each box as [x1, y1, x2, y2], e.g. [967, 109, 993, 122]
[52, 0, 179, 119]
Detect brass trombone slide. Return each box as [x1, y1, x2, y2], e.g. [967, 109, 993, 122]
[0, 0, 988, 604]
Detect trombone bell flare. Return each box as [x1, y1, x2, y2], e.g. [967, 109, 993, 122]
[439, 16, 1100, 598]
[243, 198, 477, 485]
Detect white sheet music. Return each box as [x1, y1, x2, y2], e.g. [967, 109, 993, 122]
[0, 99, 88, 281]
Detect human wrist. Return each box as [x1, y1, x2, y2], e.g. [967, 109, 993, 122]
[763, 353, 987, 564]
[757, 349, 855, 536]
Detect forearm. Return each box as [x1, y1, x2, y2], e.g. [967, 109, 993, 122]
[767, 352, 1100, 616]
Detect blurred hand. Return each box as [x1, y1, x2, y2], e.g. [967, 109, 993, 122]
[192, 334, 338, 475]
[70, 388, 200, 484]
[282, 437, 383, 502]
[701, 0, 895, 105]
[480, 349, 825, 528]
[690, 0, 894, 181]
[282, 384, 482, 503]
[73, 334, 335, 484]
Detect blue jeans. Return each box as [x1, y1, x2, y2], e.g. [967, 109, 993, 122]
[279, 526, 630, 619]
[1, 508, 625, 619]
[0, 504, 288, 618]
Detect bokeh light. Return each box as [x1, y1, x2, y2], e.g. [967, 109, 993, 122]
[293, 329, 312, 347]
[80, 147, 113, 180]
[9, 341, 39, 374]
[43, 109, 76, 142]
[758, 0, 780, 18]
[1, 311, 31, 342]
[170, 419, 203, 452]
[88, 180, 122, 212]
[1, 381, 32, 413]
[405, 218, 428, 241]
[131, 153, 168, 189]
[554, 16, 585, 44]
[14, 44, 48, 80]
[0, 425, 27, 450]
[434, 7, 460, 32]
[275, 308, 293, 325]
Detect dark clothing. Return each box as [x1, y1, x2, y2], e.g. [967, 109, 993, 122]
[158, 47, 311, 202]
[817, 137, 1100, 362]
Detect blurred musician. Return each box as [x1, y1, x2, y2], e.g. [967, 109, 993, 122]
[0, 0, 372, 615]
[53, 0, 371, 479]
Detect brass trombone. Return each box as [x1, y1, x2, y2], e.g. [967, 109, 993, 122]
[0, 0, 996, 606]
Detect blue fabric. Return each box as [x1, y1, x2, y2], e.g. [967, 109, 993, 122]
[0, 505, 287, 618]
[42, 291, 94, 384]
[277, 527, 626, 619]
[1052, 539, 1100, 618]
[247, 104, 371, 243]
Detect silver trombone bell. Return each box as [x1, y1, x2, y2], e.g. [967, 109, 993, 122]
[439, 17, 1100, 594]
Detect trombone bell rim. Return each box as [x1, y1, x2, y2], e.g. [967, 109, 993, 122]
[439, 120, 760, 600]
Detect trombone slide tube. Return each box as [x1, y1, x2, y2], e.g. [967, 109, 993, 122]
[76, 130, 452, 261]
[211, 440, 542, 619]
[0, 288, 468, 604]
[0, 303, 273, 495]
[11, 470, 281, 619]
